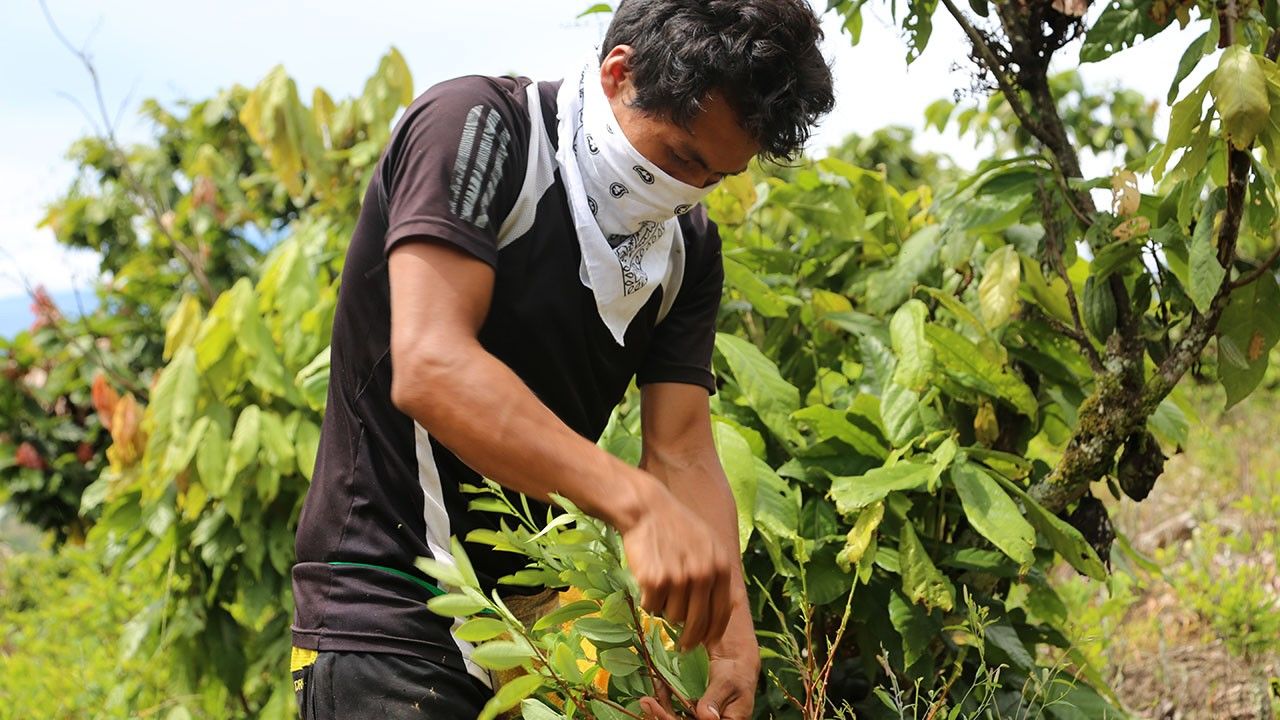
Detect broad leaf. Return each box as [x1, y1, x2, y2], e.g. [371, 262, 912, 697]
[950, 463, 1036, 566]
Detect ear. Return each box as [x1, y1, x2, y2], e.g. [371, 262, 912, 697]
[599, 45, 634, 101]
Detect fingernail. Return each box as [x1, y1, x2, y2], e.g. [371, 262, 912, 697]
[708, 703, 721, 719]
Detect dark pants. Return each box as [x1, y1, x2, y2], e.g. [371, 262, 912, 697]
[293, 650, 491, 719]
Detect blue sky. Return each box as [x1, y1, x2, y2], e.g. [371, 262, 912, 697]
[0, 1, 1210, 338]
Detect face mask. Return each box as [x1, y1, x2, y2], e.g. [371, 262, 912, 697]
[572, 58, 717, 240]
[555, 55, 717, 345]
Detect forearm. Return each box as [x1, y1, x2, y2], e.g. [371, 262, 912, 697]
[641, 447, 746, 598]
[392, 338, 655, 533]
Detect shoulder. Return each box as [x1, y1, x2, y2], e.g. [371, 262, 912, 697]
[677, 204, 723, 271]
[387, 74, 533, 161]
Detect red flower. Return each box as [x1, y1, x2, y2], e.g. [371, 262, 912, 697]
[76, 441, 95, 465]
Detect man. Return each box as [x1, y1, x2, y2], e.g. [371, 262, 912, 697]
[289, 1, 834, 718]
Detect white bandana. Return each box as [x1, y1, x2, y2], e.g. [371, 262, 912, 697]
[555, 55, 717, 345]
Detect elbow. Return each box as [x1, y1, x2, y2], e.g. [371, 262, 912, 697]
[389, 336, 469, 421]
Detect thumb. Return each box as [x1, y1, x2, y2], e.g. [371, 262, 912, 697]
[695, 678, 733, 720]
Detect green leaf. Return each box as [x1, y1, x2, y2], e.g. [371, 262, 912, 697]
[574, 617, 634, 645]
[890, 299, 934, 390]
[830, 461, 937, 513]
[991, 475, 1107, 580]
[164, 294, 203, 362]
[1017, 255, 1073, 324]
[294, 419, 320, 481]
[598, 647, 644, 677]
[888, 588, 935, 673]
[792, 406, 887, 459]
[978, 245, 1021, 329]
[723, 257, 789, 318]
[477, 673, 543, 720]
[455, 617, 509, 643]
[950, 463, 1036, 566]
[470, 640, 535, 671]
[533, 600, 600, 631]
[1217, 271, 1280, 408]
[1168, 30, 1212, 105]
[1154, 74, 1212, 181]
[1211, 46, 1270, 150]
[898, 520, 955, 611]
[1189, 193, 1226, 313]
[712, 420, 758, 548]
[521, 699, 565, 720]
[714, 333, 802, 446]
[577, 2, 612, 17]
[926, 324, 1038, 417]
[426, 593, 488, 617]
[1079, 0, 1165, 63]
[225, 405, 261, 478]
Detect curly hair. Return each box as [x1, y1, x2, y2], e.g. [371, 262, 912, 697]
[600, 0, 835, 163]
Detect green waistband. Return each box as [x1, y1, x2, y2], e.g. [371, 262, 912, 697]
[327, 561, 446, 597]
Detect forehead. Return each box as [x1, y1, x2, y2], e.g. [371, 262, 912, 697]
[664, 91, 760, 170]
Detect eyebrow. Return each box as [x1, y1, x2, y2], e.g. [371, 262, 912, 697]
[683, 143, 749, 177]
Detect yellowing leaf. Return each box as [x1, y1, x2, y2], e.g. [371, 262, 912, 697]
[1212, 47, 1270, 150]
[978, 245, 1021, 329]
[164, 294, 204, 362]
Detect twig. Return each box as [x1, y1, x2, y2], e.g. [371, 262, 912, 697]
[1229, 241, 1280, 290]
[624, 592, 696, 716]
[39, 0, 217, 305]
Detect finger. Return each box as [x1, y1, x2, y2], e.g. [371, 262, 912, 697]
[680, 569, 714, 651]
[641, 577, 669, 618]
[717, 692, 754, 720]
[640, 697, 678, 720]
[664, 565, 691, 624]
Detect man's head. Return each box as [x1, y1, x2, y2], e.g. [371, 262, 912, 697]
[597, 0, 835, 189]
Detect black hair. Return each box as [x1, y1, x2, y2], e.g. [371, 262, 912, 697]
[600, 0, 835, 163]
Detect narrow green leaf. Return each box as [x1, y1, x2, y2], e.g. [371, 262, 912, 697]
[426, 593, 488, 617]
[533, 600, 600, 631]
[991, 475, 1107, 580]
[950, 463, 1036, 566]
[1168, 30, 1212, 105]
[792, 406, 887, 459]
[455, 617, 509, 643]
[478, 673, 543, 720]
[830, 461, 937, 513]
[470, 640, 535, 671]
[598, 647, 644, 677]
[898, 520, 955, 611]
[712, 420, 758, 548]
[715, 333, 802, 446]
[890, 299, 934, 390]
[1189, 193, 1226, 313]
[926, 324, 1038, 417]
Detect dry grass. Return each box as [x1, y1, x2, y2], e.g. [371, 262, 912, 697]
[1059, 386, 1280, 719]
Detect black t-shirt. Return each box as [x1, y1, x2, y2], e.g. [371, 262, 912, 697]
[291, 74, 724, 669]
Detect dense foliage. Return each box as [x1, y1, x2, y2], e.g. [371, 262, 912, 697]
[3, 0, 1280, 717]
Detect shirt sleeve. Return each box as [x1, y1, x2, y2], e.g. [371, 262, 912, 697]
[635, 212, 724, 394]
[381, 76, 527, 267]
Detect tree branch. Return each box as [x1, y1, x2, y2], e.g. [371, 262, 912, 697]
[1230, 242, 1280, 290]
[40, 0, 217, 305]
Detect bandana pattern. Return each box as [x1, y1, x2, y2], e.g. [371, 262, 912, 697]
[554, 55, 718, 344]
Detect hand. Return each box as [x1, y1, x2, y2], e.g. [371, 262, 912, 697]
[620, 475, 736, 652]
[639, 606, 760, 720]
[694, 604, 759, 720]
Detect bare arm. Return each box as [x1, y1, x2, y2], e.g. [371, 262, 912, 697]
[388, 240, 654, 532]
[388, 240, 734, 647]
[639, 382, 760, 720]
